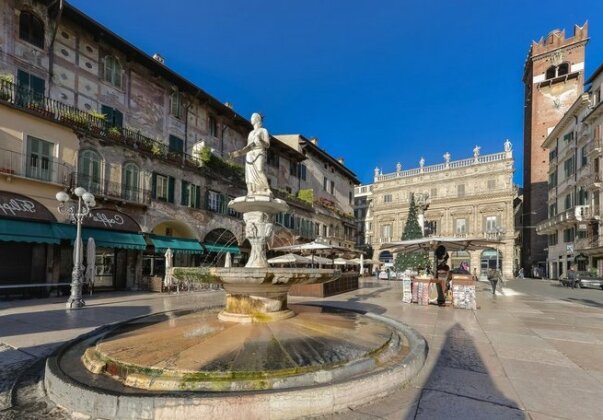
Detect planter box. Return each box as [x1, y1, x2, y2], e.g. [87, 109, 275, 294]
[289, 272, 359, 298]
[149, 276, 163, 292]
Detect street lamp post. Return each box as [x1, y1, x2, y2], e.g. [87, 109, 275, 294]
[56, 187, 96, 309]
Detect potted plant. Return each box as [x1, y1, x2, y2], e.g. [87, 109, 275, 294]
[59, 111, 89, 129]
[151, 143, 163, 157]
[107, 126, 122, 140]
[0, 74, 13, 101]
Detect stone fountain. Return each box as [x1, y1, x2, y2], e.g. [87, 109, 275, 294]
[44, 113, 427, 419]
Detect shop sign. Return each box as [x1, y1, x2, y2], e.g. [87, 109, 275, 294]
[0, 190, 56, 222]
[84, 208, 140, 232]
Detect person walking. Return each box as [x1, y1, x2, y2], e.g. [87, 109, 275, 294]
[518, 267, 524, 279]
[568, 266, 577, 289]
[487, 268, 500, 295]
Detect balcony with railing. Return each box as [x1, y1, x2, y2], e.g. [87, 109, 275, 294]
[376, 152, 509, 182]
[354, 184, 373, 196]
[0, 79, 245, 184]
[575, 235, 603, 251]
[535, 205, 593, 235]
[70, 172, 151, 205]
[0, 148, 71, 186]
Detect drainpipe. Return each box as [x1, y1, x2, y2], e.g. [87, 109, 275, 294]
[48, 0, 64, 92]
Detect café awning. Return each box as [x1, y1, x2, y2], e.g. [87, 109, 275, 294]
[54, 224, 147, 250]
[203, 243, 241, 255]
[150, 234, 203, 254]
[0, 219, 60, 245]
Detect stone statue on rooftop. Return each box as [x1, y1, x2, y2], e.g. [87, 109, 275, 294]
[443, 152, 451, 163]
[473, 145, 481, 160]
[419, 157, 425, 168]
[229, 113, 271, 197]
[504, 139, 512, 152]
[396, 162, 402, 173]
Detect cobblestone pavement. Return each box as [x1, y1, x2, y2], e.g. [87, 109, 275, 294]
[2, 280, 603, 419]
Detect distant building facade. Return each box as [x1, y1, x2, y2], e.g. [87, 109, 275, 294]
[536, 62, 603, 279]
[356, 146, 515, 279]
[522, 24, 589, 274]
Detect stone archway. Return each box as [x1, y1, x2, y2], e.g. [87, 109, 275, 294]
[151, 219, 198, 240]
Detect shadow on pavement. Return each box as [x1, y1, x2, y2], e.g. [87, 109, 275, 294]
[407, 323, 525, 419]
[0, 305, 152, 337]
[302, 300, 387, 315]
[562, 297, 603, 309]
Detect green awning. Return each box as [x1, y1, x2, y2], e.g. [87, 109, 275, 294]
[203, 243, 241, 255]
[0, 219, 60, 245]
[150, 234, 203, 254]
[54, 224, 147, 250]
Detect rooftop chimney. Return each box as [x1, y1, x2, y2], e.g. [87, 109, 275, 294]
[152, 53, 165, 64]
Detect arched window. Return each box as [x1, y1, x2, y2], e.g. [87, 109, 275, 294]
[123, 162, 140, 202]
[103, 55, 122, 88]
[19, 11, 44, 49]
[557, 62, 570, 76]
[79, 149, 102, 194]
[545, 65, 557, 80]
[170, 91, 183, 118]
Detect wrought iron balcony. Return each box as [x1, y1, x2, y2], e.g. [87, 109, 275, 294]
[70, 172, 151, 205]
[0, 80, 201, 169]
[536, 206, 592, 235]
[0, 148, 71, 186]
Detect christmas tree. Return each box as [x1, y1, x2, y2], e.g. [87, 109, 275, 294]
[394, 193, 431, 272]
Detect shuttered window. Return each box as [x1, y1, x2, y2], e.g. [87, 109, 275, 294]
[101, 105, 123, 128]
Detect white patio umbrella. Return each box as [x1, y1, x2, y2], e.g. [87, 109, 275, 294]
[312, 256, 334, 266]
[351, 257, 378, 265]
[334, 257, 350, 266]
[268, 253, 312, 265]
[272, 240, 348, 266]
[164, 248, 174, 289]
[224, 252, 232, 268]
[381, 237, 503, 253]
[85, 237, 96, 296]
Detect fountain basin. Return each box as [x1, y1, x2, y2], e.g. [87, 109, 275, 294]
[173, 267, 340, 323]
[45, 305, 428, 419]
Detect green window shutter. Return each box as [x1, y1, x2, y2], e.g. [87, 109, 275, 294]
[114, 109, 123, 128]
[169, 135, 184, 154]
[17, 70, 29, 88]
[101, 105, 113, 126]
[195, 186, 201, 208]
[181, 180, 189, 205]
[151, 173, 157, 199]
[31, 75, 45, 97]
[168, 176, 175, 203]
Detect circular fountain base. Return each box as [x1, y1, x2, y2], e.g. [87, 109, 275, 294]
[45, 305, 427, 419]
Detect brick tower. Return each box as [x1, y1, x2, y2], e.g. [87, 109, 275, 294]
[522, 24, 588, 275]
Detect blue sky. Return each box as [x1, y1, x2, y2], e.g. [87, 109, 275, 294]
[69, 0, 603, 186]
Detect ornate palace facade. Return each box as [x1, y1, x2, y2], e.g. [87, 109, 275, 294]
[356, 145, 516, 279]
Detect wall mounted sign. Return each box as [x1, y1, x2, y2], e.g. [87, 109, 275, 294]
[0, 190, 56, 221]
[84, 208, 141, 232]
